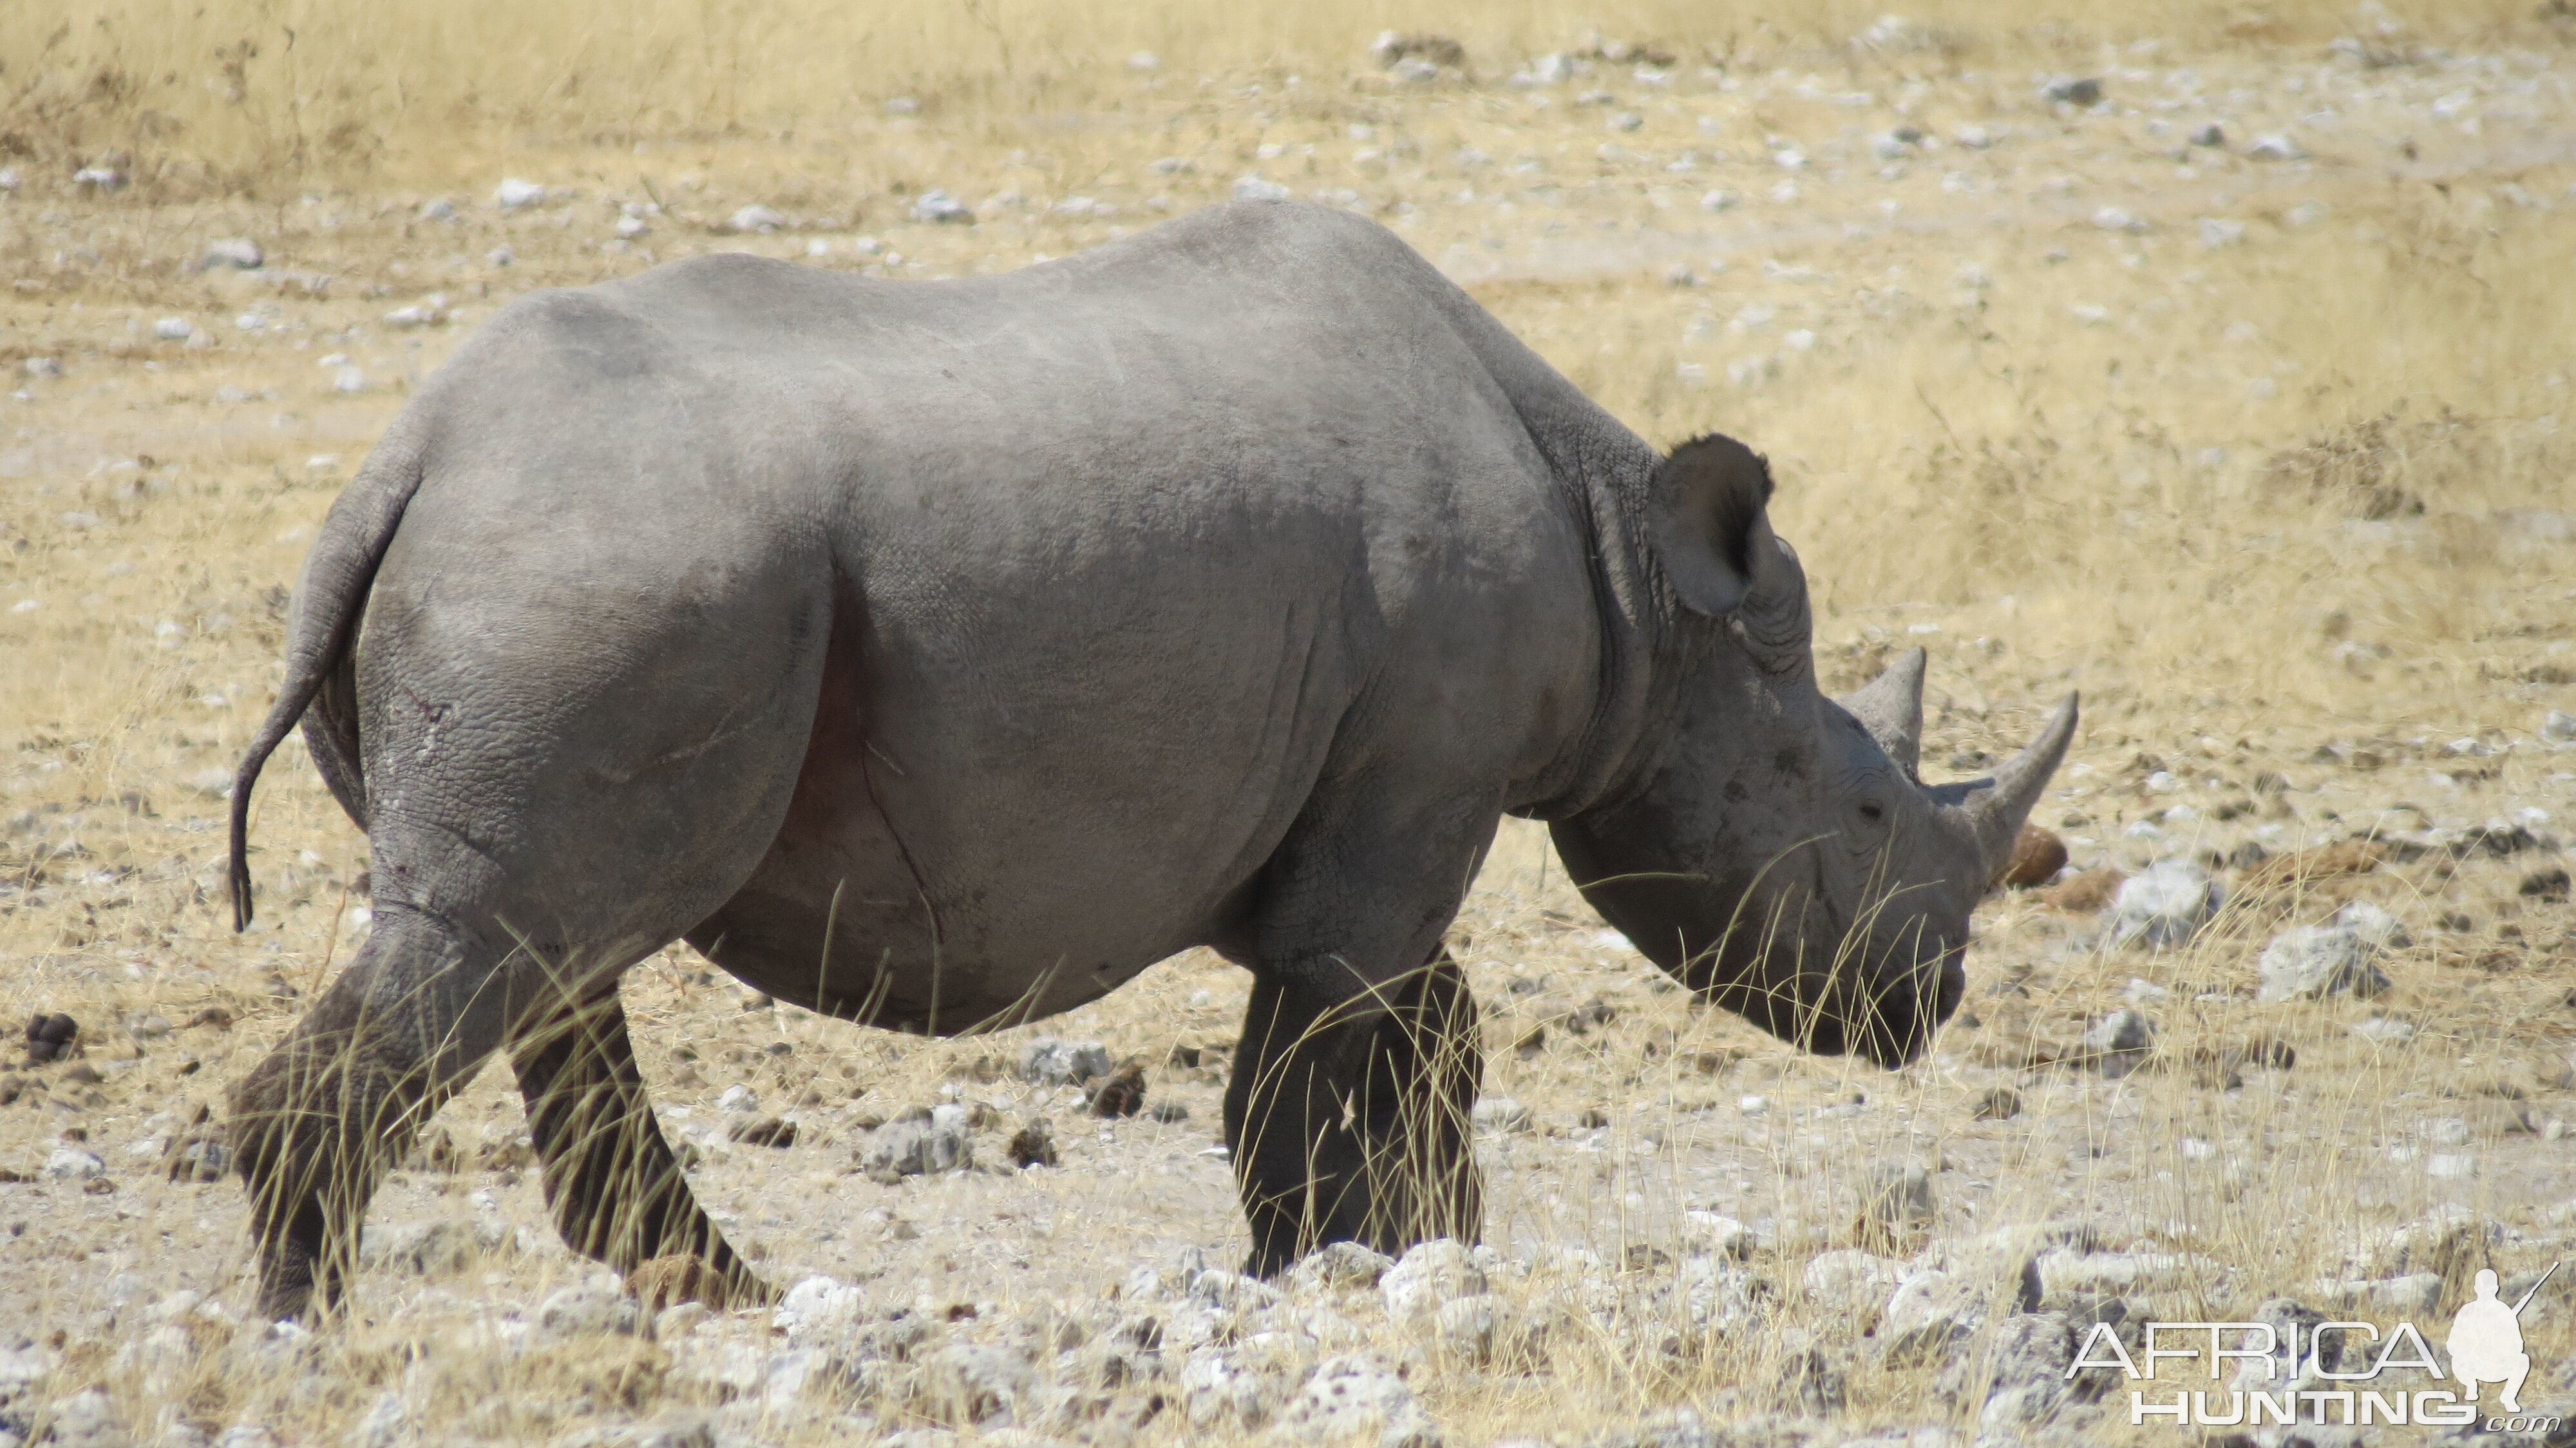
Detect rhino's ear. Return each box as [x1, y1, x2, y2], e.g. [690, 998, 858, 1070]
[1649, 433, 1775, 617]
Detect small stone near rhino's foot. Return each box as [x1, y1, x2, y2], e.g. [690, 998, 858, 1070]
[629, 1253, 770, 1311]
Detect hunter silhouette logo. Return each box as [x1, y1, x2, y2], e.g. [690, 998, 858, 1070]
[2450, 1263, 2553, 1415]
[2079, 1261, 2562, 1432]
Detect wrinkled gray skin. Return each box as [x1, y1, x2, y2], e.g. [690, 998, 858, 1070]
[225, 200, 2074, 1320]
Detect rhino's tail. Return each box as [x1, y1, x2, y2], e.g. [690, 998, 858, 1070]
[229, 435, 428, 931]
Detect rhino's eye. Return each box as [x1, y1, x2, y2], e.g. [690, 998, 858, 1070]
[1857, 802, 1886, 824]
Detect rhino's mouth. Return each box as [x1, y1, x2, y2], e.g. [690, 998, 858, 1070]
[1627, 860, 1966, 1066]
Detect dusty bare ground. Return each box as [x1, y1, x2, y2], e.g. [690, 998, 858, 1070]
[5, 10, 2576, 1447]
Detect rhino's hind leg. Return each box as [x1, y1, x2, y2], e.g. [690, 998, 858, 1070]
[1226, 953, 1484, 1276]
[508, 982, 766, 1306]
[231, 907, 505, 1320]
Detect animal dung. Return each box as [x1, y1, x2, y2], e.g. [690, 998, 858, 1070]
[1007, 1121, 1058, 1168]
[23, 1013, 77, 1065]
[1994, 823, 2068, 888]
[1086, 1060, 1148, 1118]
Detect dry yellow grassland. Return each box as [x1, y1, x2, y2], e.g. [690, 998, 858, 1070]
[3, 1, 2576, 1444]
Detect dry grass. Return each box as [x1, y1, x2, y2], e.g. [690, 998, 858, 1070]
[5, 0, 2576, 1443]
[0, 0, 2551, 187]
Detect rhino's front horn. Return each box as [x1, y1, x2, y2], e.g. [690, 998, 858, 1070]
[1838, 646, 1926, 777]
[1956, 693, 2081, 874]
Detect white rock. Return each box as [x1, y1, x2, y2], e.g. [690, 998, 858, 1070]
[1470, 1096, 1531, 1134]
[1803, 1248, 1904, 1315]
[357, 1218, 512, 1273]
[654, 1301, 712, 1339]
[201, 238, 263, 271]
[2257, 923, 2391, 1002]
[2248, 133, 2306, 161]
[772, 1275, 867, 1340]
[727, 204, 784, 233]
[2544, 709, 2576, 743]
[494, 177, 547, 209]
[1271, 1353, 1437, 1445]
[1681, 1211, 1752, 1259]
[0, 1340, 56, 1395]
[1861, 1161, 1937, 1232]
[2035, 1248, 2211, 1299]
[1381, 1239, 1486, 1323]
[44, 1146, 106, 1180]
[48, 1388, 126, 1447]
[1285, 1243, 1394, 1297]
[908, 189, 974, 224]
[2123, 977, 2171, 1005]
[2081, 1007, 2154, 1073]
[538, 1282, 639, 1337]
[1881, 1270, 1984, 1362]
[2198, 218, 2246, 248]
[2334, 900, 2410, 949]
[859, 1110, 972, 1177]
[346, 1391, 407, 1448]
[24, 357, 62, 377]
[916, 1342, 1032, 1424]
[1434, 1293, 1510, 1362]
[1233, 175, 1293, 202]
[2105, 859, 2221, 949]
[417, 198, 457, 221]
[1180, 1346, 1277, 1429]
[2324, 1273, 2441, 1317]
[1191, 1268, 1283, 1313]
[2092, 207, 2140, 232]
[2354, 1015, 2416, 1045]
[332, 367, 367, 394]
[1016, 1037, 1111, 1085]
[614, 214, 650, 240]
[154, 316, 193, 341]
[486, 245, 514, 267]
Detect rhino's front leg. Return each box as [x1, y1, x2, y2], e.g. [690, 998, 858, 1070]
[1224, 951, 1482, 1275]
[1223, 785, 1495, 1276]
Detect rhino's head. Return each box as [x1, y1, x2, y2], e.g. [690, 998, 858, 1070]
[1551, 433, 2076, 1067]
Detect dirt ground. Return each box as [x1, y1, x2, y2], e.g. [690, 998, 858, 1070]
[5, 10, 2576, 1447]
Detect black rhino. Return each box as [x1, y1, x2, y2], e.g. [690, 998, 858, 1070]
[227, 200, 2074, 1319]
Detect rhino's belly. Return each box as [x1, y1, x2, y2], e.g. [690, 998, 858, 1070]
[684, 811, 1251, 1033]
[679, 629, 1283, 1035]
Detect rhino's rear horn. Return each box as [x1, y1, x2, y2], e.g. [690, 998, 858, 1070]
[1958, 693, 2079, 873]
[1837, 647, 1926, 777]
